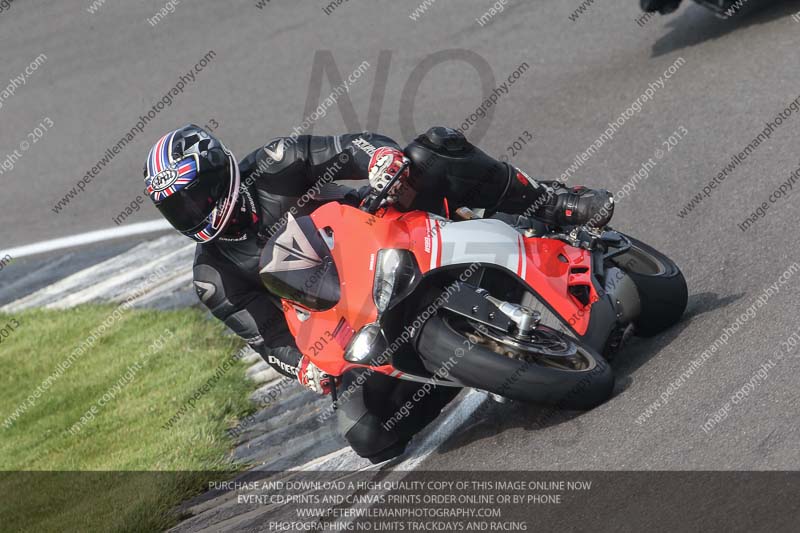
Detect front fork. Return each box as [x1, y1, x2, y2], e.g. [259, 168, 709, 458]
[475, 288, 541, 339]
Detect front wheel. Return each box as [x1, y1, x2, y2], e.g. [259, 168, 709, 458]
[611, 236, 688, 337]
[417, 314, 614, 410]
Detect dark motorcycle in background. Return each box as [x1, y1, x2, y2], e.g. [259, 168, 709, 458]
[641, 0, 764, 18]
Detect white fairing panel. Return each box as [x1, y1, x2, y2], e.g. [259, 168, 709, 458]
[430, 217, 526, 278]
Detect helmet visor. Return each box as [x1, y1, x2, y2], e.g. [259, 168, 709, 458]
[156, 166, 226, 234]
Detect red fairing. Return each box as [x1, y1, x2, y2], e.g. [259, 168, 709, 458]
[282, 203, 411, 377]
[521, 238, 597, 335]
[280, 202, 598, 377]
[402, 211, 598, 335]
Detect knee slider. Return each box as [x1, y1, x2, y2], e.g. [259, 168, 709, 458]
[405, 126, 472, 174]
[406, 126, 505, 202]
[417, 126, 469, 154]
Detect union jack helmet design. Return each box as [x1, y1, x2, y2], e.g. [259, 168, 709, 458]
[144, 124, 240, 243]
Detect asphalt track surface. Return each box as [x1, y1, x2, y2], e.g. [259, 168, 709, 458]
[3, 0, 800, 483]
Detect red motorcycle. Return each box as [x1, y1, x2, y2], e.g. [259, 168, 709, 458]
[259, 164, 687, 410]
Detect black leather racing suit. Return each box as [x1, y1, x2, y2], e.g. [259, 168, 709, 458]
[193, 127, 610, 462]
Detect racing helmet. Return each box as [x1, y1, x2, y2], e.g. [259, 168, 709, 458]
[143, 124, 240, 243]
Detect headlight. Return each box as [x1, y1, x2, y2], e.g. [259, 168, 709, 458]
[372, 249, 419, 313]
[344, 323, 388, 364]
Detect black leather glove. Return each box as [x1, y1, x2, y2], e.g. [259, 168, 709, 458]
[542, 186, 615, 228]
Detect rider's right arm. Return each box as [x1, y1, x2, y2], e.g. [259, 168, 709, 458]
[238, 132, 401, 196]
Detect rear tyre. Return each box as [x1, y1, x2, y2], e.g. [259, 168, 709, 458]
[611, 236, 688, 337]
[417, 314, 614, 410]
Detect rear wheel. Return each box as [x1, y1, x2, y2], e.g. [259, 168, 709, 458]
[611, 236, 687, 337]
[417, 314, 614, 410]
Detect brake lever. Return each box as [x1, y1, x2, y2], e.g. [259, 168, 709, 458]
[545, 225, 605, 250]
[329, 378, 338, 409]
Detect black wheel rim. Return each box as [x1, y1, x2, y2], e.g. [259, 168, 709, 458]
[446, 315, 596, 372]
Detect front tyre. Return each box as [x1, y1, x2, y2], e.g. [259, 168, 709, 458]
[417, 314, 614, 410]
[611, 236, 688, 337]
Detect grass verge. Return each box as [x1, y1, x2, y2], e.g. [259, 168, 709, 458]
[0, 305, 255, 532]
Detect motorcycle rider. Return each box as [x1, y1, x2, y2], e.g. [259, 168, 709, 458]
[641, 0, 683, 14]
[641, 0, 750, 16]
[143, 124, 614, 462]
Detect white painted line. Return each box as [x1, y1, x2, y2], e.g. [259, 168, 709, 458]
[0, 219, 173, 259]
[291, 447, 354, 472]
